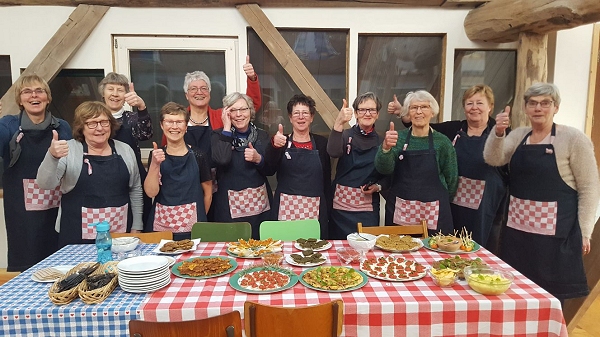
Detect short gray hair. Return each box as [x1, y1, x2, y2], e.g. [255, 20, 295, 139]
[183, 71, 211, 93]
[98, 72, 129, 95]
[352, 92, 382, 112]
[223, 92, 255, 121]
[401, 90, 440, 117]
[524, 82, 561, 106]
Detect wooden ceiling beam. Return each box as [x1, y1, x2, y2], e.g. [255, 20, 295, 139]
[237, 3, 338, 129]
[0, 4, 109, 116]
[465, 0, 600, 43]
[0, 0, 456, 7]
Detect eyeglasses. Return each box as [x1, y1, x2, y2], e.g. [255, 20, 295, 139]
[356, 108, 378, 116]
[20, 88, 46, 96]
[188, 86, 209, 94]
[409, 105, 431, 113]
[526, 100, 554, 108]
[85, 120, 110, 129]
[230, 107, 250, 114]
[291, 111, 311, 118]
[162, 120, 186, 127]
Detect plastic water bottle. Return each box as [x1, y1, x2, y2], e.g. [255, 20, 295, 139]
[95, 221, 112, 263]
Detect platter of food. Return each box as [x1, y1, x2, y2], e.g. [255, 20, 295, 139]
[294, 238, 332, 251]
[423, 228, 480, 254]
[285, 250, 327, 267]
[227, 238, 283, 258]
[360, 255, 427, 282]
[299, 266, 368, 292]
[431, 256, 486, 279]
[171, 256, 237, 280]
[153, 239, 200, 255]
[375, 234, 424, 253]
[228, 266, 298, 294]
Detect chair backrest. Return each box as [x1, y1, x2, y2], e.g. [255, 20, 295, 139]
[259, 219, 320, 241]
[129, 310, 242, 337]
[244, 300, 343, 337]
[357, 220, 429, 238]
[111, 231, 173, 244]
[190, 222, 252, 242]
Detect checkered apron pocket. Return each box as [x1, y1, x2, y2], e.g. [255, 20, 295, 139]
[228, 183, 270, 219]
[153, 202, 197, 233]
[81, 204, 128, 239]
[507, 196, 557, 235]
[393, 197, 439, 230]
[451, 176, 485, 210]
[23, 178, 61, 211]
[278, 193, 320, 220]
[332, 184, 373, 212]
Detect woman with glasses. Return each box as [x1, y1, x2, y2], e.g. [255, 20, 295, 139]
[0, 75, 72, 271]
[36, 101, 143, 246]
[145, 102, 212, 240]
[375, 90, 457, 235]
[484, 82, 600, 301]
[211, 93, 273, 238]
[327, 92, 385, 239]
[266, 94, 332, 239]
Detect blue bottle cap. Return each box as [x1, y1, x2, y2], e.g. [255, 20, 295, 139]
[93, 221, 110, 232]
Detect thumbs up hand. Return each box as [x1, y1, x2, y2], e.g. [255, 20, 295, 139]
[383, 122, 398, 151]
[334, 99, 353, 132]
[243, 55, 257, 81]
[495, 105, 511, 136]
[387, 94, 402, 116]
[49, 130, 69, 158]
[150, 142, 165, 168]
[273, 124, 286, 148]
[124, 82, 147, 110]
[244, 142, 261, 163]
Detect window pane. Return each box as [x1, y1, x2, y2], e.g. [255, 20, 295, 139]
[358, 35, 444, 134]
[48, 69, 105, 123]
[248, 29, 348, 136]
[452, 50, 516, 120]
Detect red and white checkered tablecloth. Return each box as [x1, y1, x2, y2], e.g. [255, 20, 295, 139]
[139, 241, 568, 337]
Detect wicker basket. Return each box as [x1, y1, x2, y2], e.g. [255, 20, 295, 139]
[48, 262, 98, 305]
[78, 261, 120, 305]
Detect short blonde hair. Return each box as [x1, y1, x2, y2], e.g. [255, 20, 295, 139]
[14, 74, 52, 109]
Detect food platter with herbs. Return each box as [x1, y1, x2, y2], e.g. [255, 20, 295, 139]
[228, 265, 298, 294]
[299, 266, 368, 292]
[286, 249, 327, 267]
[294, 238, 332, 251]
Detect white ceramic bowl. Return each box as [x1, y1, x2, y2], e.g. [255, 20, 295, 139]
[111, 237, 140, 253]
[346, 233, 377, 251]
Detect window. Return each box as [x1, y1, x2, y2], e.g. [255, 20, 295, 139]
[48, 69, 105, 124]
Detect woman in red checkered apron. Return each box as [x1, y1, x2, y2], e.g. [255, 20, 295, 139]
[211, 93, 274, 239]
[145, 103, 213, 241]
[265, 94, 332, 239]
[328, 92, 385, 239]
[484, 83, 600, 300]
[0, 75, 72, 271]
[36, 101, 143, 247]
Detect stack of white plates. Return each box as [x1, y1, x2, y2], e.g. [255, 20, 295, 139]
[117, 256, 171, 293]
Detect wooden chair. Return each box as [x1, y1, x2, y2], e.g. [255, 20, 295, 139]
[357, 220, 429, 238]
[129, 310, 242, 337]
[191, 222, 252, 242]
[244, 300, 343, 337]
[259, 219, 320, 241]
[111, 231, 173, 244]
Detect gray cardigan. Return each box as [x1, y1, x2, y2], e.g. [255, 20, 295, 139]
[36, 139, 143, 231]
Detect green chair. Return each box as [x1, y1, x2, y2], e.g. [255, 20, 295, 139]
[259, 219, 320, 241]
[191, 222, 252, 242]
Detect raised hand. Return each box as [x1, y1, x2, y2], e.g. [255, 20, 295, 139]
[383, 122, 398, 151]
[243, 55, 257, 81]
[334, 99, 353, 132]
[273, 124, 286, 148]
[49, 130, 69, 158]
[150, 142, 165, 168]
[387, 94, 402, 116]
[124, 83, 147, 110]
[244, 142, 261, 164]
[221, 105, 233, 132]
[495, 105, 511, 136]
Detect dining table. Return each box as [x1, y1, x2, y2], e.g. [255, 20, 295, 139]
[0, 240, 568, 337]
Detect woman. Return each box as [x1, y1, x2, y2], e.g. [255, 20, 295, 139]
[36, 101, 143, 247]
[484, 82, 600, 301]
[0, 75, 71, 271]
[375, 90, 457, 235]
[265, 94, 331, 239]
[211, 93, 273, 239]
[145, 102, 212, 240]
[327, 92, 384, 239]
[389, 85, 509, 249]
[98, 72, 152, 229]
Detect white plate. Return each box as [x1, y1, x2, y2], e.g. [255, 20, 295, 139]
[374, 235, 424, 253]
[152, 239, 201, 255]
[117, 256, 169, 273]
[31, 265, 75, 283]
[120, 277, 171, 293]
[164, 256, 176, 267]
[293, 241, 332, 252]
[285, 254, 327, 267]
[360, 255, 427, 282]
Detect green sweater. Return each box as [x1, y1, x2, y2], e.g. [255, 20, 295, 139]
[374, 129, 458, 198]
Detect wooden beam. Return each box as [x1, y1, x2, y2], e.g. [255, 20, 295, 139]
[0, 0, 451, 7]
[237, 3, 337, 129]
[441, 0, 486, 8]
[465, 0, 600, 43]
[0, 5, 109, 116]
[511, 32, 547, 128]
